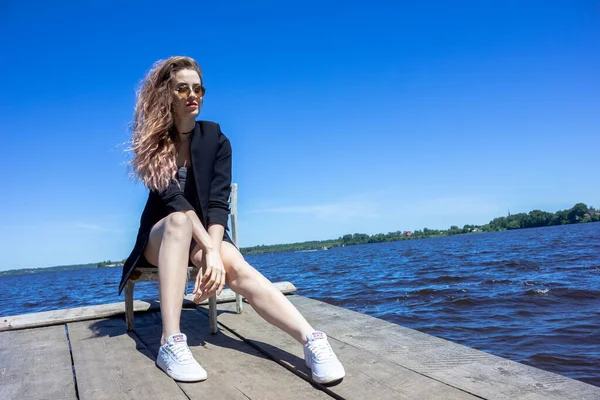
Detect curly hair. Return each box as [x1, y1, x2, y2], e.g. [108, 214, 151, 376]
[129, 56, 203, 192]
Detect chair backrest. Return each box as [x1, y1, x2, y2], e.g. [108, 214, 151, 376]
[229, 183, 239, 246]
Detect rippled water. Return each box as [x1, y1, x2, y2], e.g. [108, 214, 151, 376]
[1, 222, 598, 386]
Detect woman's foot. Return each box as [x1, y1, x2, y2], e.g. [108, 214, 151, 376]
[304, 331, 345, 384]
[156, 333, 207, 382]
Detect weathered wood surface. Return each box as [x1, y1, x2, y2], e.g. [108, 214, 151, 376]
[2, 293, 598, 399]
[1, 281, 296, 332]
[0, 325, 76, 400]
[278, 295, 599, 400]
[129, 266, 199, 282]
[67, 318, 187, 400]
[1, 300, 163, 332]
[202, 300, 479, 399]
[134, 309, 330, 399]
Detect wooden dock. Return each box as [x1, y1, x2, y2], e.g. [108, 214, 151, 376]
[1, 290, 598, 399]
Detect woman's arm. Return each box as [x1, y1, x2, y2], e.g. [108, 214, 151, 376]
[184, 126, 233, 253]
[191, 221, 227, 303]
[184, 210, 215, 252]
[194, 127, 232, 301]
[182, 127, 232, 251]
[208, 223, 225, 250]
[206, 128, 232, 230]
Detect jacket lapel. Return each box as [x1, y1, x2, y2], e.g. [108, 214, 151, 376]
[191, 121, 207, 218]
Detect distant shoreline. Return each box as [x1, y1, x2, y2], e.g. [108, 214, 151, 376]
[0, 262, 124, 276]
[240, 219, 599, 256]
[1, 203, 597, 275]
[241, 203, 599, 255]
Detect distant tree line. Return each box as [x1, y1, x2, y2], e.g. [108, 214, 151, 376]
[0, 262, 99, 276]
[1, 259, 129, 276]
[96, 259, 127, 268]
[483, 203, 598, 231]
[240, 203, 599, 255]
[4, 203, 597, 274]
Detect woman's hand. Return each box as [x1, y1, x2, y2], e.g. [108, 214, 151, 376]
[192, 249, 226, 304]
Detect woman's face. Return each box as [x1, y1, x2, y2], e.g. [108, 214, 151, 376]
[171, 69, 204, 120]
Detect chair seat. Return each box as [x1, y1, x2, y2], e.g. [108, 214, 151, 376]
[129, 266, 200, 282]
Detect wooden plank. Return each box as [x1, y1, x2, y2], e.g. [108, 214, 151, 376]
[0, 325, 76, 400]
[67, 318, 186, 400]
[285, 295, 600, 400]
[203, 300, 479, 400]
[134, 309, 331, 400]
[1, 300, 162, 332]
[1, 282, 296, 332]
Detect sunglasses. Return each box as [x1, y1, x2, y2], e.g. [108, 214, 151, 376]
[175, 84, 206, 99]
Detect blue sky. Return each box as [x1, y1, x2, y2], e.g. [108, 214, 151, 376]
[0, 1, 598, 270]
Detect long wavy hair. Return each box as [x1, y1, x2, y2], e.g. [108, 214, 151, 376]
[129, 56, 203, 192]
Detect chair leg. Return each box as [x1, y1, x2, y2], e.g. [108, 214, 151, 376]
[209, 293, 218, 334]
[125, 281, 135, 331]
[235, 293, 243, 314]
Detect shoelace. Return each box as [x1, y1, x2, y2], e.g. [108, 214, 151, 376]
[308, 339, 335, 361]
[168, 342, 193, 362]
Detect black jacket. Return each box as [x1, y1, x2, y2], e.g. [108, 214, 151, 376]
[118, 120, 232, 295]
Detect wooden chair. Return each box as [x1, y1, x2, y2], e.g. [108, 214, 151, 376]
[124, 183, 243, 334]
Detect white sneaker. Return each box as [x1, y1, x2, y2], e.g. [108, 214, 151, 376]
[156, 333, 207, 382]
[304, 331, 345, 384]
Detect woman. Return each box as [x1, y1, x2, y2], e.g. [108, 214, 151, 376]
[119, 56, 345, 384]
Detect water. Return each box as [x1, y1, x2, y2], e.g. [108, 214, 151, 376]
[1, 222, 598, 386]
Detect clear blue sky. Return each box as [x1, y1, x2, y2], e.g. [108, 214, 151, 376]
[1, 1, 598, 270]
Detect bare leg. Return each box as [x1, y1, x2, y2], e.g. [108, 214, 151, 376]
[144, 212, 193, 345]
[219, 241, 315, 344]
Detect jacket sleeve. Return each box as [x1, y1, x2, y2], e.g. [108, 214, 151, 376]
[206, 128, 232, 229]
[155, 179, 195, 214]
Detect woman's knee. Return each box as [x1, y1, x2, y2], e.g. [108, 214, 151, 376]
[163, 212, 193, 240]
[190, 246, 203, 267]
[226, 258, 255, 283]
